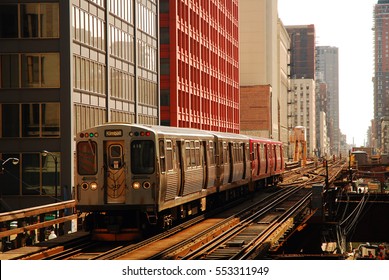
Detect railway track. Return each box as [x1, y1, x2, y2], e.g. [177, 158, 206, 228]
[16, 161, 346, 260]
[158, 187, 311, 260]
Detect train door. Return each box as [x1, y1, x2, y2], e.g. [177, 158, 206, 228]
[202, 141, 208, 189]
[104, 141, 126, 203]
[176, 140, 185, 196]
[264, 144, 269, 174]
[257, 143, 261, 176]
[252, 142, 258, 176]
[228, 142, 233, 183]
[242, 143, 247, 179]
[274, 145, 278, 172]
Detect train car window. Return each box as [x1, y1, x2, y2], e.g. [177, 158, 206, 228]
[185, 141, 191, 168]
[166, 140, 173, 171]
[209, 141, 215, 165]
[159, 140, 166, 173]
[77, 141, 98, 175]
[274, 145, 278, 171]
[110, 145, 121, 157]
[131, 140, 155, 174]
[195, 141, 200, 166]
[108, 145, 123, 170]
[219, 142, 224, 164]
[257, 143, 261, 173]
[223, 142, 228, 164]
[233, 143, 237, 163]
[190, 141, 196, 166]
[239, 143, 244, 162]
[253, 143, 257, 160]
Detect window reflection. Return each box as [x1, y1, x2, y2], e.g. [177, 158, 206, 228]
[21, 4, 39, 37]
[22, 153, 41, 195]
[41, 53, 60, 87]
[20, 3, 59, 38]
[42, 103, 60, 137]
[41, 4, 59, 37]
[41, 152, 61, 196]
[21, 53, 60, 88]
[1, 153, 20, 195]
[1, 103, 60, 138]
[22, 104, 40, 137]
[1, 152, 62, 196]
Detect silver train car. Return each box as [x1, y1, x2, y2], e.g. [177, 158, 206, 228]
[75, 123, 283, 240]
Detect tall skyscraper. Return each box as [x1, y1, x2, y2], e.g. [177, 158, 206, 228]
[239, 0, 289, 145]
[374, 0, 389, 150]
[286, 25, 316, 80]
[286, 24, 317, 157]
[159, 0, 240, 133]
[0, 0, 159, 210]
[316, 46, 340, 155]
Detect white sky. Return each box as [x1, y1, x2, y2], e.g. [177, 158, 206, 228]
[278, 0, 377, 147]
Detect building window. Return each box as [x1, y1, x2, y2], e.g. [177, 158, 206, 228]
[0, 3, 59, 39]
[161, 89, 170, 106]
[21, 53, 60, 88]
[0, 152, 62, 196]
[1, 104, 20, 137]
[161, 58, 170, 75]
[160, 27, 170, 44]
[0, 153, 20, 195]
[22, 153, 41, 195]
[41, 152, 61, 196]
[21, 4, 39, 38]
[1, 103, 60, 138]
[0, 54, 19, 88]
[0, 5, 18, 38]
[73, 6, 105, 51]
[1, 53, 60, 89]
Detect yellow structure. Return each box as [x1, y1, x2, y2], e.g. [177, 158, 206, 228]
[290, 126, 307, 166]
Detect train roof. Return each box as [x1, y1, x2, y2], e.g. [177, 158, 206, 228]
[352, 151, 368, 154]
[86, 123, 280, 143]
[91, 123, 214, 138]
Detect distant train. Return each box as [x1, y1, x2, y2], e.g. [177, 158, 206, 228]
[75, 123, 284, 240]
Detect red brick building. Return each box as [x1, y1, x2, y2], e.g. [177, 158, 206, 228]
[240, 85, 271, 133]
[159, 0, 240, 133]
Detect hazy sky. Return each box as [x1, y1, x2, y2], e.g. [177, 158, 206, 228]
[278, 0, 377, 146]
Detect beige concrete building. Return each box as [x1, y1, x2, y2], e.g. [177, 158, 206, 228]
[239, 0, 289, 150]
[319, 111, 330, 157]
[289, 79, 317, 157]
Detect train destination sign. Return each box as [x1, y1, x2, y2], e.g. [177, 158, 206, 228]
[105, 129, 123, 137]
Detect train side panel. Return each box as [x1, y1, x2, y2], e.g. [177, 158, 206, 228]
[212, 133, 251, 192]
[157, 133, 215, 212]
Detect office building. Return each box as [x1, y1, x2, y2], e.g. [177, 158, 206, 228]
[373, 0, 389, 150]
[0, 0, 159, 210]
[159, 0, 240, 132]
[316, 46, 340, 155]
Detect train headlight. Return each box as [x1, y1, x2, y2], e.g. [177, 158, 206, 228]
[143, 181, 151, 189]
[90, 182, 98, 191]
[132, 181, 141, 190]
[81, 182, 89, 190]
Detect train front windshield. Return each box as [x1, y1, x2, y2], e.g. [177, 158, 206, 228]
[131, 140, 155, 174]
[77, 141, 98, 175]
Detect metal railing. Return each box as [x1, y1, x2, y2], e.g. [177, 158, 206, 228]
[0, 200, 77, 250]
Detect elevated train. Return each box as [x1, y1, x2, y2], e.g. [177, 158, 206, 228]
[75, 123, 284, 240]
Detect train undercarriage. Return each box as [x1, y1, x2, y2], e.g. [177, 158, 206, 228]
[81, 183, 259, 241]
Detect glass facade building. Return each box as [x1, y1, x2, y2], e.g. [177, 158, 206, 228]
[0, 0, 159, 211]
